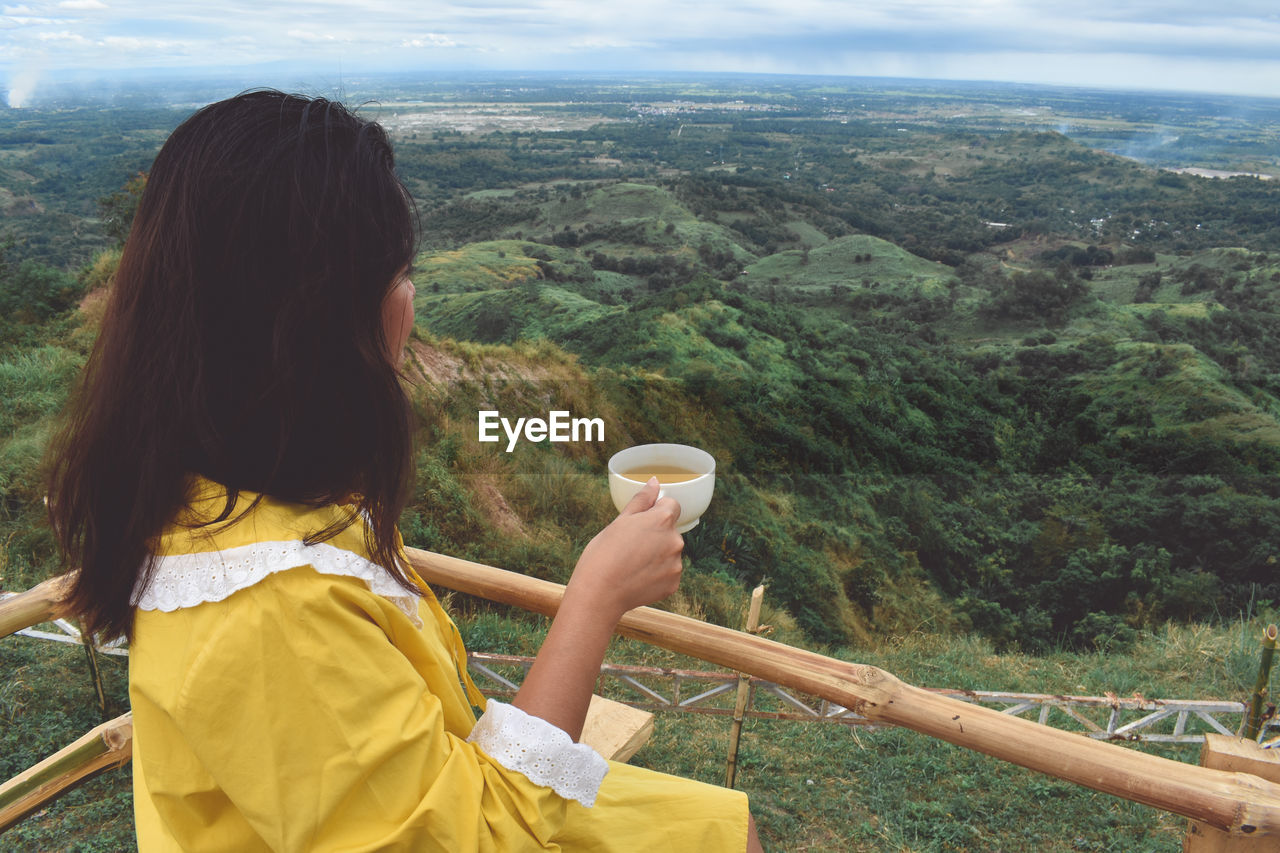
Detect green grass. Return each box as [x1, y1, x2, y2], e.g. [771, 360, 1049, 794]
[745, 234, 953, 295]
[527, 182, 755, 260]
[781, 220, 832, 248]
[536, 183, 688, 234]
[0, 347, 83, 433]
[414, 240, 546, 293]
[415, 284, 624, 345]
[1070, 339, 1280, 447]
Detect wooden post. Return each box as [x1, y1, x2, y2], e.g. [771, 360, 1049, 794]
[406, 547, 1280, 838]
[81, 628, 108, 722]
[1242, 625, 1277, 742]
[1184, 734, 1280, 852]
[725, 584, 765, 788]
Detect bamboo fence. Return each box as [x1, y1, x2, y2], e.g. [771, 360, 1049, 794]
[0, 572, 135, 832]
[405, 547, 1280, 839]
[4, 553, 1280, 840]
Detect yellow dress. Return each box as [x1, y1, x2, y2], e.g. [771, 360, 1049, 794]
[129, 481, 749, 851]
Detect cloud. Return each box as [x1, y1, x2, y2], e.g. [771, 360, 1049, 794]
[564, 37, 652, 51]
[102, 35, 186, 52]
[2, 12, 61, 25]
[286, 29, 343, 44]
[0, 0, 1277, 98]
[401, 33, 456, 49]
[35, 29, 92, 44]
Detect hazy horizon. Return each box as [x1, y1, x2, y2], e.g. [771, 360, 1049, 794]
[3, 1, 1280, 108]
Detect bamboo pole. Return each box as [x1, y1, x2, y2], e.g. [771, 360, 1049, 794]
[0, 573, 72, 639]
[1242, 625, 1277, 742]
[406, 547, 1280, 838]
[81, 629, 108, 722]
[725, 584, 765, 788]
[0, 712, 133, 832]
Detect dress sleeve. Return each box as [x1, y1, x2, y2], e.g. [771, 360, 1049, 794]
[467, 700, 609, 806]
[170, 569, 598, 852]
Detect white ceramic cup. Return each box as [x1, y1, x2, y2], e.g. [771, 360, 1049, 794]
[607, 443, 716, 534]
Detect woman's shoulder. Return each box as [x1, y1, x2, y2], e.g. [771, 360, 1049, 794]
[135, 477, 421, 624]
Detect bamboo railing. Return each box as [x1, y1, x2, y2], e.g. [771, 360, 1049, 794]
[405, 547, 1280, 839]
[0, 573, 72, 639]
[5, 554, 1280, 839]
[0, 714, 133, 830]
[0, 573, 136, 831]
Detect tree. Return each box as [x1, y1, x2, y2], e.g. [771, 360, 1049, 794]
[98, 171, 148, 247]
[0, 254, 80, 323]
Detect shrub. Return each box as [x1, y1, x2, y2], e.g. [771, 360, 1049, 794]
[0, 260, 81, 324]
[1070, 612, 1137, 653]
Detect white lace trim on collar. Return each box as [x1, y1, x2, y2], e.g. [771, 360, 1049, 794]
[132, 540, 423, 627]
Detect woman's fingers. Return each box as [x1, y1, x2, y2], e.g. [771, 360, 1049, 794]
[621, 477, 683, 527]
[570, 490, 687, 616]
[621, 477, 661, 514]
[651, 494, 682, 527]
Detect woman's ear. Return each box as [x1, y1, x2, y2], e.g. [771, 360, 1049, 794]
[382, 275, 416, 368]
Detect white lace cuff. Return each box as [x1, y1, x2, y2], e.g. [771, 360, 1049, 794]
[466, 700, 609, 807]
[132, 540, 423, 627]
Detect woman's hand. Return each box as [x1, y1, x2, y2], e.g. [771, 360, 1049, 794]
[567, 478, 685, 621]
[512, 478, 685, 739]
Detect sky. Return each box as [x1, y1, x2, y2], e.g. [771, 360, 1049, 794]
[3, 1, 1280, 106]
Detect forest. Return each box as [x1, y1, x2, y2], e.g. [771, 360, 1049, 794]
[3, 75, 1280, 650]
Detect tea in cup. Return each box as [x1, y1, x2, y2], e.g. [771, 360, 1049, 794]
[608, 444, 715, 533]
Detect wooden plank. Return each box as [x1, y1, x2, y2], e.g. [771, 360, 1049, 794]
[406, 547, 1280, 838]
[1198, 734, 1280, 781]
[1185, 735, 1280, 852]
[580, 695, 654, 763]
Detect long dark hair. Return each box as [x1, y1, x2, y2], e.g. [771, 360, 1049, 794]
[46, 90, 419, 640]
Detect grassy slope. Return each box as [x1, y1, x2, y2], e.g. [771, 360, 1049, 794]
[745, 233, 953, 295]
[1064, 249, 1280, 448]
[513, 182, 757, 262]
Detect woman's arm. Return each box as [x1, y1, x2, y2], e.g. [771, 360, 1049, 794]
[512, 479, 682, 740]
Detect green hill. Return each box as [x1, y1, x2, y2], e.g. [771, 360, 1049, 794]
[744, 233, 952, 296]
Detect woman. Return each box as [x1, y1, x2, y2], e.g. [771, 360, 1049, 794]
[46, 91, 761, 851]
